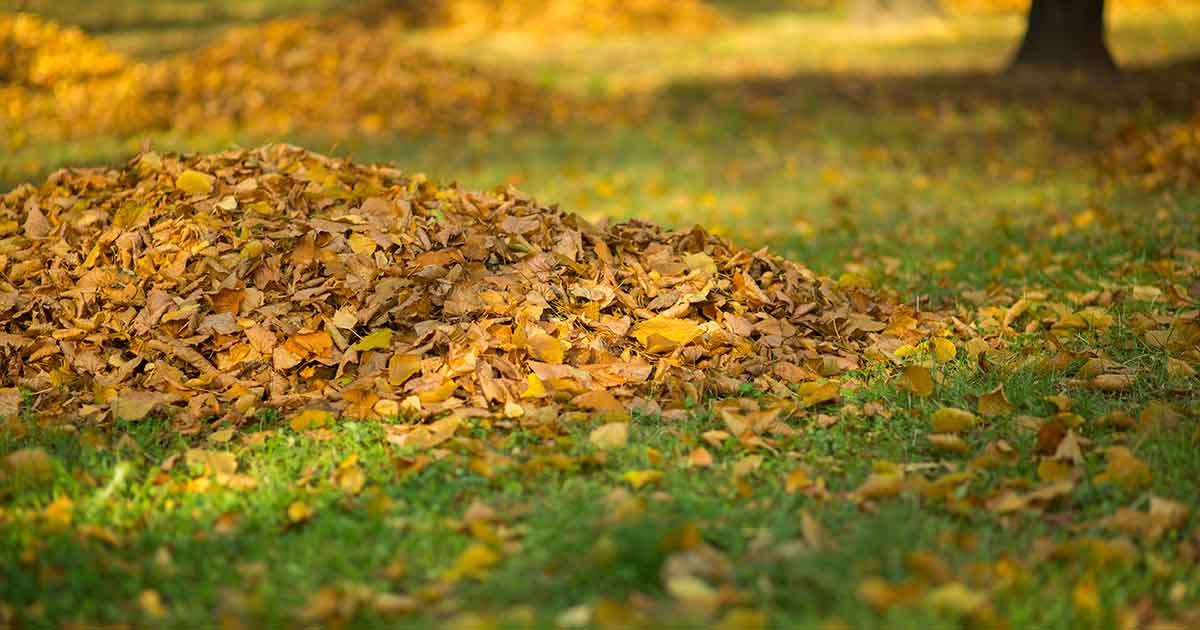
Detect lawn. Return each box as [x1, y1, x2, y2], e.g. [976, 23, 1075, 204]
[1, 2, 1198, 628]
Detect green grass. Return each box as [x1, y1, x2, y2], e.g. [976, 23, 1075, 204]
[2, 2, 1200, 628]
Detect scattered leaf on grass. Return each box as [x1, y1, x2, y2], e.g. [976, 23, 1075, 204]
[930, 408, 978, 433]
[901, 365, 934, 397]
[589, 423, 629, 450]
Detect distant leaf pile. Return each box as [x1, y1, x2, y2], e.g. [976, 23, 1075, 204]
[0, 144, 943, 430]
[139, 17, 585, 136]
[0, 13, 150, 147]
[430, 0, 729, 35]
[1108, 116, 1200, 191]
[0, 13, 595, 149]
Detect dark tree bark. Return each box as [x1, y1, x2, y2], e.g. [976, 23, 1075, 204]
[1010, 0, 1116, 73]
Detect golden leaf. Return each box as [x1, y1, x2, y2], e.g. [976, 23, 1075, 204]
[977, 384, 1013, 417]
[631, 317, 702, 348]
[930, 408, 978, 433]
[353, 329, 394, 352]
[622, 469, 663, 490]
[901, 365, 933, 397]
[175, 169, 214, 195]
[589, 422, 629, 450]
[931, 338, 957, 363]
[527, 333, 564, 364]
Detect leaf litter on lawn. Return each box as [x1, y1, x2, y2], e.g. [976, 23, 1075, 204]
[1, 13, 626, 149]
[0, 143, 946, 434]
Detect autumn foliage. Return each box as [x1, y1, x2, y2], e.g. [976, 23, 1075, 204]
[0, 14, 597, 148]
[429, 0, 729, 34]
[0, 144, 941, 431]
[1108, 116, 1200, 191]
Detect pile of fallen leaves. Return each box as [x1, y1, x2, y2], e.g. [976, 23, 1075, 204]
[1107, 116, 1200, 191]
[430, 0, 729, 35]
[0, 13, 152, 147]
[0, 13, 595, 148]
[0, 144, 943, 432]
[139, 17, 584, 136]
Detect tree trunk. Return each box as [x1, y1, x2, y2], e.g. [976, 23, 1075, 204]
[1010, 0, 1116, 73]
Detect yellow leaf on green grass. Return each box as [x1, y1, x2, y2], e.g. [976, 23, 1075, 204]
[353, 329, 393, 351]
[853, 472, 903, 500]
[631, 317, 702, 348]
[589, 423, 629, 450]
[928, 434, 970, 455]
[977, 384, 1013, 417]
[930, 408, 978, 433]
[1100, 447, 1152, 491]
[290, 408, 333, 431]
[931, 338, 957, 363]
[622, 469, 663, 490]
[287, 500, 313, 524]
[688, 447, 713, 468]
[2, 447, 55, 483]
[902, 365, 933, 397]
[175, 169, 214, 195]
[925, 582, 987, 615]
[445, 543, 499, 582]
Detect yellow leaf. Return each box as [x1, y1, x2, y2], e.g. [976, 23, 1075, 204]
[521, 373, 546, 399]
[931, 338, 956, 363]
[287, 500, 313, 524]
[977, 384, 1013, 417]
[290, 408, 333, 431]
[853, 472, 903, 500]
[631, 317, 702, 348]
[139, 589, 168, 619]
[527, 333, 564, 364]
[784, 468, 813, 493]
[930, 408, 978, 433]
[901, 365, 933, 397]
[1100, 447, 1152, 491]
[353, 329, 394, 352]
[572, 390, 624, 413]
[445, 543, 499, 582]
[417, 379, 457, 404]
[688, 447, 713, 468]
[589, 422, 629, 450]
[335, 464, 365, 495]
[927, 433, 970, 455]
[622, 469, 663, 490]
[388, 353, 422, 386]
[348, 232, 377, 255]
[797, 381, 839, 407]
[43, 495, 73, 527]
[185, 449, 238, 476]
[2, 447, 55, 483]
[925, 582, 987, 615]
[175, 169, 214, 195]
[683, 252, 717, 275]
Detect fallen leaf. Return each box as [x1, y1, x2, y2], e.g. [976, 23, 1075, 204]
[622, 469, 663, 490]
[175, 169, 214, 195]
[589, 422, 629, 450]
[930, 408, 978, 433]
[977, 384, 1013, 417]
[901, 365, 933, 397]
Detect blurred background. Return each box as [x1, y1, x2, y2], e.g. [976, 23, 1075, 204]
[2, 0, 1198, 292]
